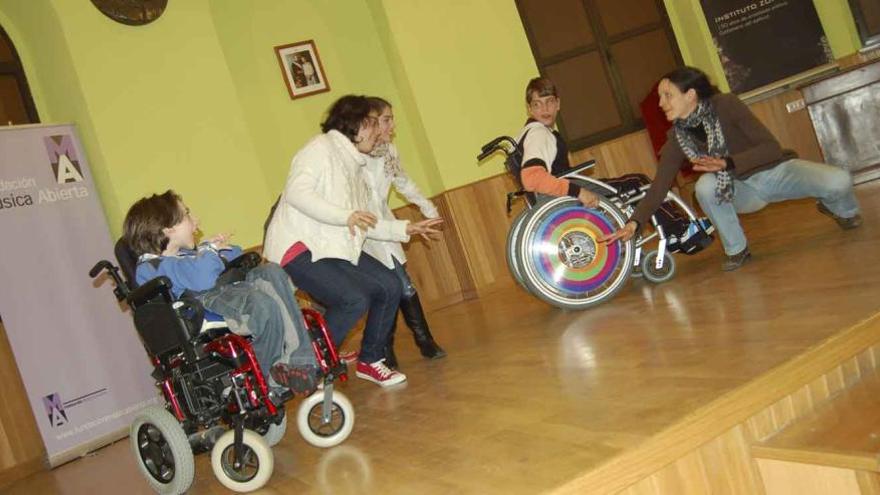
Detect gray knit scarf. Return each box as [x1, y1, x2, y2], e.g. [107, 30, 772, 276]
[673, 100, 733, 204]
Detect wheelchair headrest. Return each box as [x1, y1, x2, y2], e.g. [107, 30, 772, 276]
[114, 237, 139, 289]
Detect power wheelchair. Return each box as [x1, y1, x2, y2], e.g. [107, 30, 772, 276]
[89, 241, 355, 493]
[477, 135, 715, 310]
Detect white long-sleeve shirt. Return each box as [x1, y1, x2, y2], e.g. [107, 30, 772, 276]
[362, 143, 439, 269]
[264, 131, 410, 265]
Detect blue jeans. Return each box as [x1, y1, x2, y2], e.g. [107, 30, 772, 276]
[197, 263, 317, 379]
[282, 252, 402, 364]
[695, 159, 860, 255]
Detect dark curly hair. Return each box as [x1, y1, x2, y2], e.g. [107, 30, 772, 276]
[661, 66, 719, 100]
[123, 190, 185, 256]
[321, 95, 373, 142]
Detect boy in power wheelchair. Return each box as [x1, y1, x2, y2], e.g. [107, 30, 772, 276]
[125, 190, 317, 396]
[89, 190, 354, 494]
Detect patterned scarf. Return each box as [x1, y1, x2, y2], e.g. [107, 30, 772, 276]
[368, 142, 401, 177]
[673, 100, 733, 203]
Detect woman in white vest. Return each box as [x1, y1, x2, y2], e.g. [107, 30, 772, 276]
[362, 97, 446, 369]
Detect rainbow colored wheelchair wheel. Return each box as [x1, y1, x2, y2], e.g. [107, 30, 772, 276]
[517, 196, 633, 310]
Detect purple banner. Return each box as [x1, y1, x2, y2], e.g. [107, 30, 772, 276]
[0, 124, 157, 466]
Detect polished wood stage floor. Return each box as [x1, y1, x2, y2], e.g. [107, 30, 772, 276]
[7, 183, 880, 494]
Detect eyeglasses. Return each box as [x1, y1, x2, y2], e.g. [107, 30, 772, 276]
[529, 96, 558, 111]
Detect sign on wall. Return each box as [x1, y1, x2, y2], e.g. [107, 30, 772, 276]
[700, 0, 834, 93]
[0, 124, 157, 466]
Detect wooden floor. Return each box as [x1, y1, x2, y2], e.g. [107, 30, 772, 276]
[7, 183, 880, 495]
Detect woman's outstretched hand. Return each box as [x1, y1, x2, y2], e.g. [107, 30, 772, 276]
[406, 218, 444, 241]
[598, 221, 637, 244]
[347, 210, 378, 235]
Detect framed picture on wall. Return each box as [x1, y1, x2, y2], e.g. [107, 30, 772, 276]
[274, 40, 330, 99]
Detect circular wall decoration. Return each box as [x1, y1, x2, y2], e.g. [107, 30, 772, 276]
[90, 0, 168, 26]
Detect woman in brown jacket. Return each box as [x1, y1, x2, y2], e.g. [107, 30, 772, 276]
[602, 67, 862, 271]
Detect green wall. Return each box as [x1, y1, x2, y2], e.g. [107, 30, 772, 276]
[0, 0, 273, 245]
[376, 0, 538, 190]
[207, 0, 441, 208]
[0, 0, 865, 247]
[664, 0, 862, 91]
[0, 0, 121, 228]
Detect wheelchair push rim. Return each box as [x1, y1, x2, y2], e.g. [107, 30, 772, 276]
[506, 208, 530, 291]
[518, 196, 634, 309]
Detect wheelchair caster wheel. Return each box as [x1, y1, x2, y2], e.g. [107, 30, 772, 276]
[641, 249, 676, 284]
[260, 412, 287, 447]
[130, 405, 195, 495]
[210, 429, 274, 492]
[297, 390, 355, 448]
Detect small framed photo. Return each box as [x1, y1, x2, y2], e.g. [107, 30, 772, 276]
[274, 40, 330, 100]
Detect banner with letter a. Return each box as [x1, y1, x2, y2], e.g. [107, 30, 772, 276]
[0, 124, 157, 466]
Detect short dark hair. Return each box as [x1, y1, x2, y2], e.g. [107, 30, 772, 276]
[321, 95, 373, 142]
[661, 66, 719, 100]
[367, 96, 392, 114]
[525, 77, 558, 103]
[123, 190, 184, 256]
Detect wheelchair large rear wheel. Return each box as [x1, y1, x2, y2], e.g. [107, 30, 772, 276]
[297, 389, 355, 448]
[129, 405, 195, 495]
[210, 429, 274, 492]
[506, 208, 531, 291]
[518, 196, 634, 310]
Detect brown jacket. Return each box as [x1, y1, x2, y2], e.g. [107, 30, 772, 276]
[629, 93, 797, 227]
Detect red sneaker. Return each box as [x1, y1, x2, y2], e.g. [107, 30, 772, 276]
[355, 359, 407, 387]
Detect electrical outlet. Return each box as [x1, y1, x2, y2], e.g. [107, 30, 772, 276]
[786, 99, 806, 113]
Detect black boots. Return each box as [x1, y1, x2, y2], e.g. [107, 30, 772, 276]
[384, 319, 399, 369]
[399, 293, 446, 360]
[384, 293, 446, 368]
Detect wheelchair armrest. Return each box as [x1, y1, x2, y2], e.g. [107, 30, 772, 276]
[554, 160, 596, 178]
[225, 251, 262, 271]
[216, 252, 262, 287]
[127, 276, 174, 308]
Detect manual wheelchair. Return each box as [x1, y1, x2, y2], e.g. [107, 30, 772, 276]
[478, 136, 714, 310]
[89, 241, 355, 494]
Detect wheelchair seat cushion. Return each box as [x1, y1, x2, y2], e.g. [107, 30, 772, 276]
[201, 310, 227, 332]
